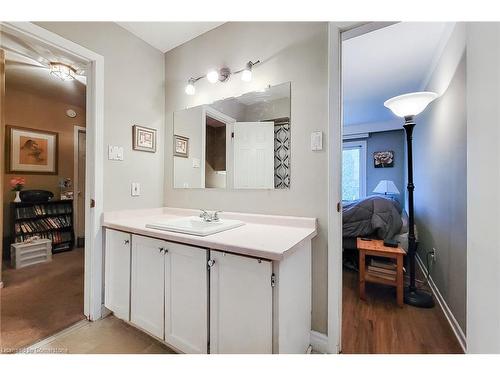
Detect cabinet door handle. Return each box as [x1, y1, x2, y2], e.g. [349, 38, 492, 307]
[124, 239, 130, 245]
[207, 259, 216, 268]
[159, 247, 168, 254]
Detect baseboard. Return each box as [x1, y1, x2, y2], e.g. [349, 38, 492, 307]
[416, 255, 467, 353]
[310, 330, 329, 353]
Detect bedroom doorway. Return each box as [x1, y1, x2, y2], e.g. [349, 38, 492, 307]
[337, 22, 465, 354]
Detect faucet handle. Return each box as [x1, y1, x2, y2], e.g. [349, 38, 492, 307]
[213, 210, 223, 221]
[199, 209, 208, 218]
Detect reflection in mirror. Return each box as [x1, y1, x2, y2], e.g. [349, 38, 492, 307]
[173, 82, 290, 189]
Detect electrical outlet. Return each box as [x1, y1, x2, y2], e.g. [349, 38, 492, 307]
[131, 182, 141, 197]
[430, 247, 437, 263]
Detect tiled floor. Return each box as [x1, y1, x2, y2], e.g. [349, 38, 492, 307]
[32, 315, 176, 354]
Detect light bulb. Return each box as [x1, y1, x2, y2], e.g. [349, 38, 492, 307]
[241, 61, 253, 82]
[207, 70, 219, 83]
[241, 69, 252, 82]
[185, 83, 195, 95]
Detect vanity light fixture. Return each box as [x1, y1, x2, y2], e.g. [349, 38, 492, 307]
[50, 62, 76, 81]
[185, 60, 261, 95]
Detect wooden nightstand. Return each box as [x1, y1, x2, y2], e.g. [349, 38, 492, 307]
[356, 238, 406, 307]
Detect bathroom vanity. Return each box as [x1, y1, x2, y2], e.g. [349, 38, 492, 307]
[102, 207, 317, 354]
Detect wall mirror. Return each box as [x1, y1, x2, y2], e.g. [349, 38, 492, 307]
[173, 82, 291, 189]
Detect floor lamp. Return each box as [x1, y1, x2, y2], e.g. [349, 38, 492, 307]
[384, 91, 438, 308]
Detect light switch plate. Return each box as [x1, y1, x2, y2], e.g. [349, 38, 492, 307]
[311, 131, 323, 151]
[192, 158, 200, 168]
[108, 145, 124, 160]
[131, 182, 140, 196]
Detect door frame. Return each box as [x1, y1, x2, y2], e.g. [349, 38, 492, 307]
[327, 21, 397, 354]
[0, 22, 104, 321]
[73, 125, 86, 247]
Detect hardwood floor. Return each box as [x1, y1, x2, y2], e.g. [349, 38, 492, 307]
[341, 268, 463, 354]
[0, 248, 85, 352]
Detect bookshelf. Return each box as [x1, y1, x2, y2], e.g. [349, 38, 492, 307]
[12, 200, 74, 253]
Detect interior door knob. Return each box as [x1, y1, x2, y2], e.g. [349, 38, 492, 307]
[207, 259, 216, 268]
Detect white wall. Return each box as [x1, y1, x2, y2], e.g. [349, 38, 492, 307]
[36, 22, 166, 211]
[466, 22, 500, 354]
[165, 22, 329, 333]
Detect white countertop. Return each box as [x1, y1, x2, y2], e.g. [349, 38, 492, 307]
[102, 207, 317, 261]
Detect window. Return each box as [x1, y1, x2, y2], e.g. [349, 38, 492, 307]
[342, 141, 367, 201]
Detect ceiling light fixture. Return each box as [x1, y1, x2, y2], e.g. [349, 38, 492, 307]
[50, 62, 76, 81]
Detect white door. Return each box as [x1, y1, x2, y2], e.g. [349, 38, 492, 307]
[233, 122, 275, 189]
[209, 251, 273, 354]
[131, 235, 165, 339]
[104, 229, 131, 321]
[164, 243, 208, 353]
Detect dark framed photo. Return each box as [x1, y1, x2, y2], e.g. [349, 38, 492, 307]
[173, 135, 189, 158]
[132, 125, 157, 153]
[6, 125, 58, 175]
[374, 150, 394, 168]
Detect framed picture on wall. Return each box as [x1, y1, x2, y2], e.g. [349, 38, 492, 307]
[173, 135, 189, 158]
[373, 150, 394, 168]
[132, 125, 157, 152]
[6, 125, 58, 175]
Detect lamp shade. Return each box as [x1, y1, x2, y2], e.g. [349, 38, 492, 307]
[384, 91, 438, 118]
[373, 180, 400, 195]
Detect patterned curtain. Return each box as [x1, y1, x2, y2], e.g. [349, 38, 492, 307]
[272, 117, 290, 189]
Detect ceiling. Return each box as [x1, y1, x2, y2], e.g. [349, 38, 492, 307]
[342, 22, 454, 127]
[116, 22, 224, 53]
[1, 29, 87, 107]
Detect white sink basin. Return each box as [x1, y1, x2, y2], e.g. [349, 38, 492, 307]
[146, 216, 245, 236]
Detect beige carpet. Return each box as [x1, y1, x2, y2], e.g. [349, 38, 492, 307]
[0, 248, 85, 352]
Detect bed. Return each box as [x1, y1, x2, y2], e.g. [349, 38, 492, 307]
[342, 196, 409, 254]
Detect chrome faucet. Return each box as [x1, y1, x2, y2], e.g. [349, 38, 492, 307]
[199, 209, 223, 222]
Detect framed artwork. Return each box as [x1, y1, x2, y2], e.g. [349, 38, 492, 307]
[374, 150, 394, 168]
[6, 125, 58, 175]
[174, 135, 189, 158]
[132, 125, 157, 152]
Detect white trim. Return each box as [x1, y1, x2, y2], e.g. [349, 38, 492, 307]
[344, 118, 403, 136]
[310, 330, 329, 354]
[416, 255, 467, 353]
[1, 22, 104, 321]
[341, 22, 399, 41]
[342, 140, 367, 200]
[73, 126, 86, 244]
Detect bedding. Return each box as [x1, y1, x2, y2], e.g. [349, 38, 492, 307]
[342, 196, 404, 241]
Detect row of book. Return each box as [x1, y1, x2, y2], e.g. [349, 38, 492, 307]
[366, 258, 398, 281]
[15, 231, 72, 245]
[15, 203, 72, 219]
[15, 215, 72, 235]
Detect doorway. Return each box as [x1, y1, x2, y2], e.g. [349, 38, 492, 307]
[0, 21, 103, 352]
[332, 22, 466, 354]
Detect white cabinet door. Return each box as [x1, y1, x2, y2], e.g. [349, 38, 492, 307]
[131, 235, 165, 339]
[233, 122, 275, 189]
[104, 229, 131, 321]
[209, 251, 273, 354]
[164, 243, 208, 353]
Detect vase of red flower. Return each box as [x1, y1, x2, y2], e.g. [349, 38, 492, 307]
[10, 177, 25, 202]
